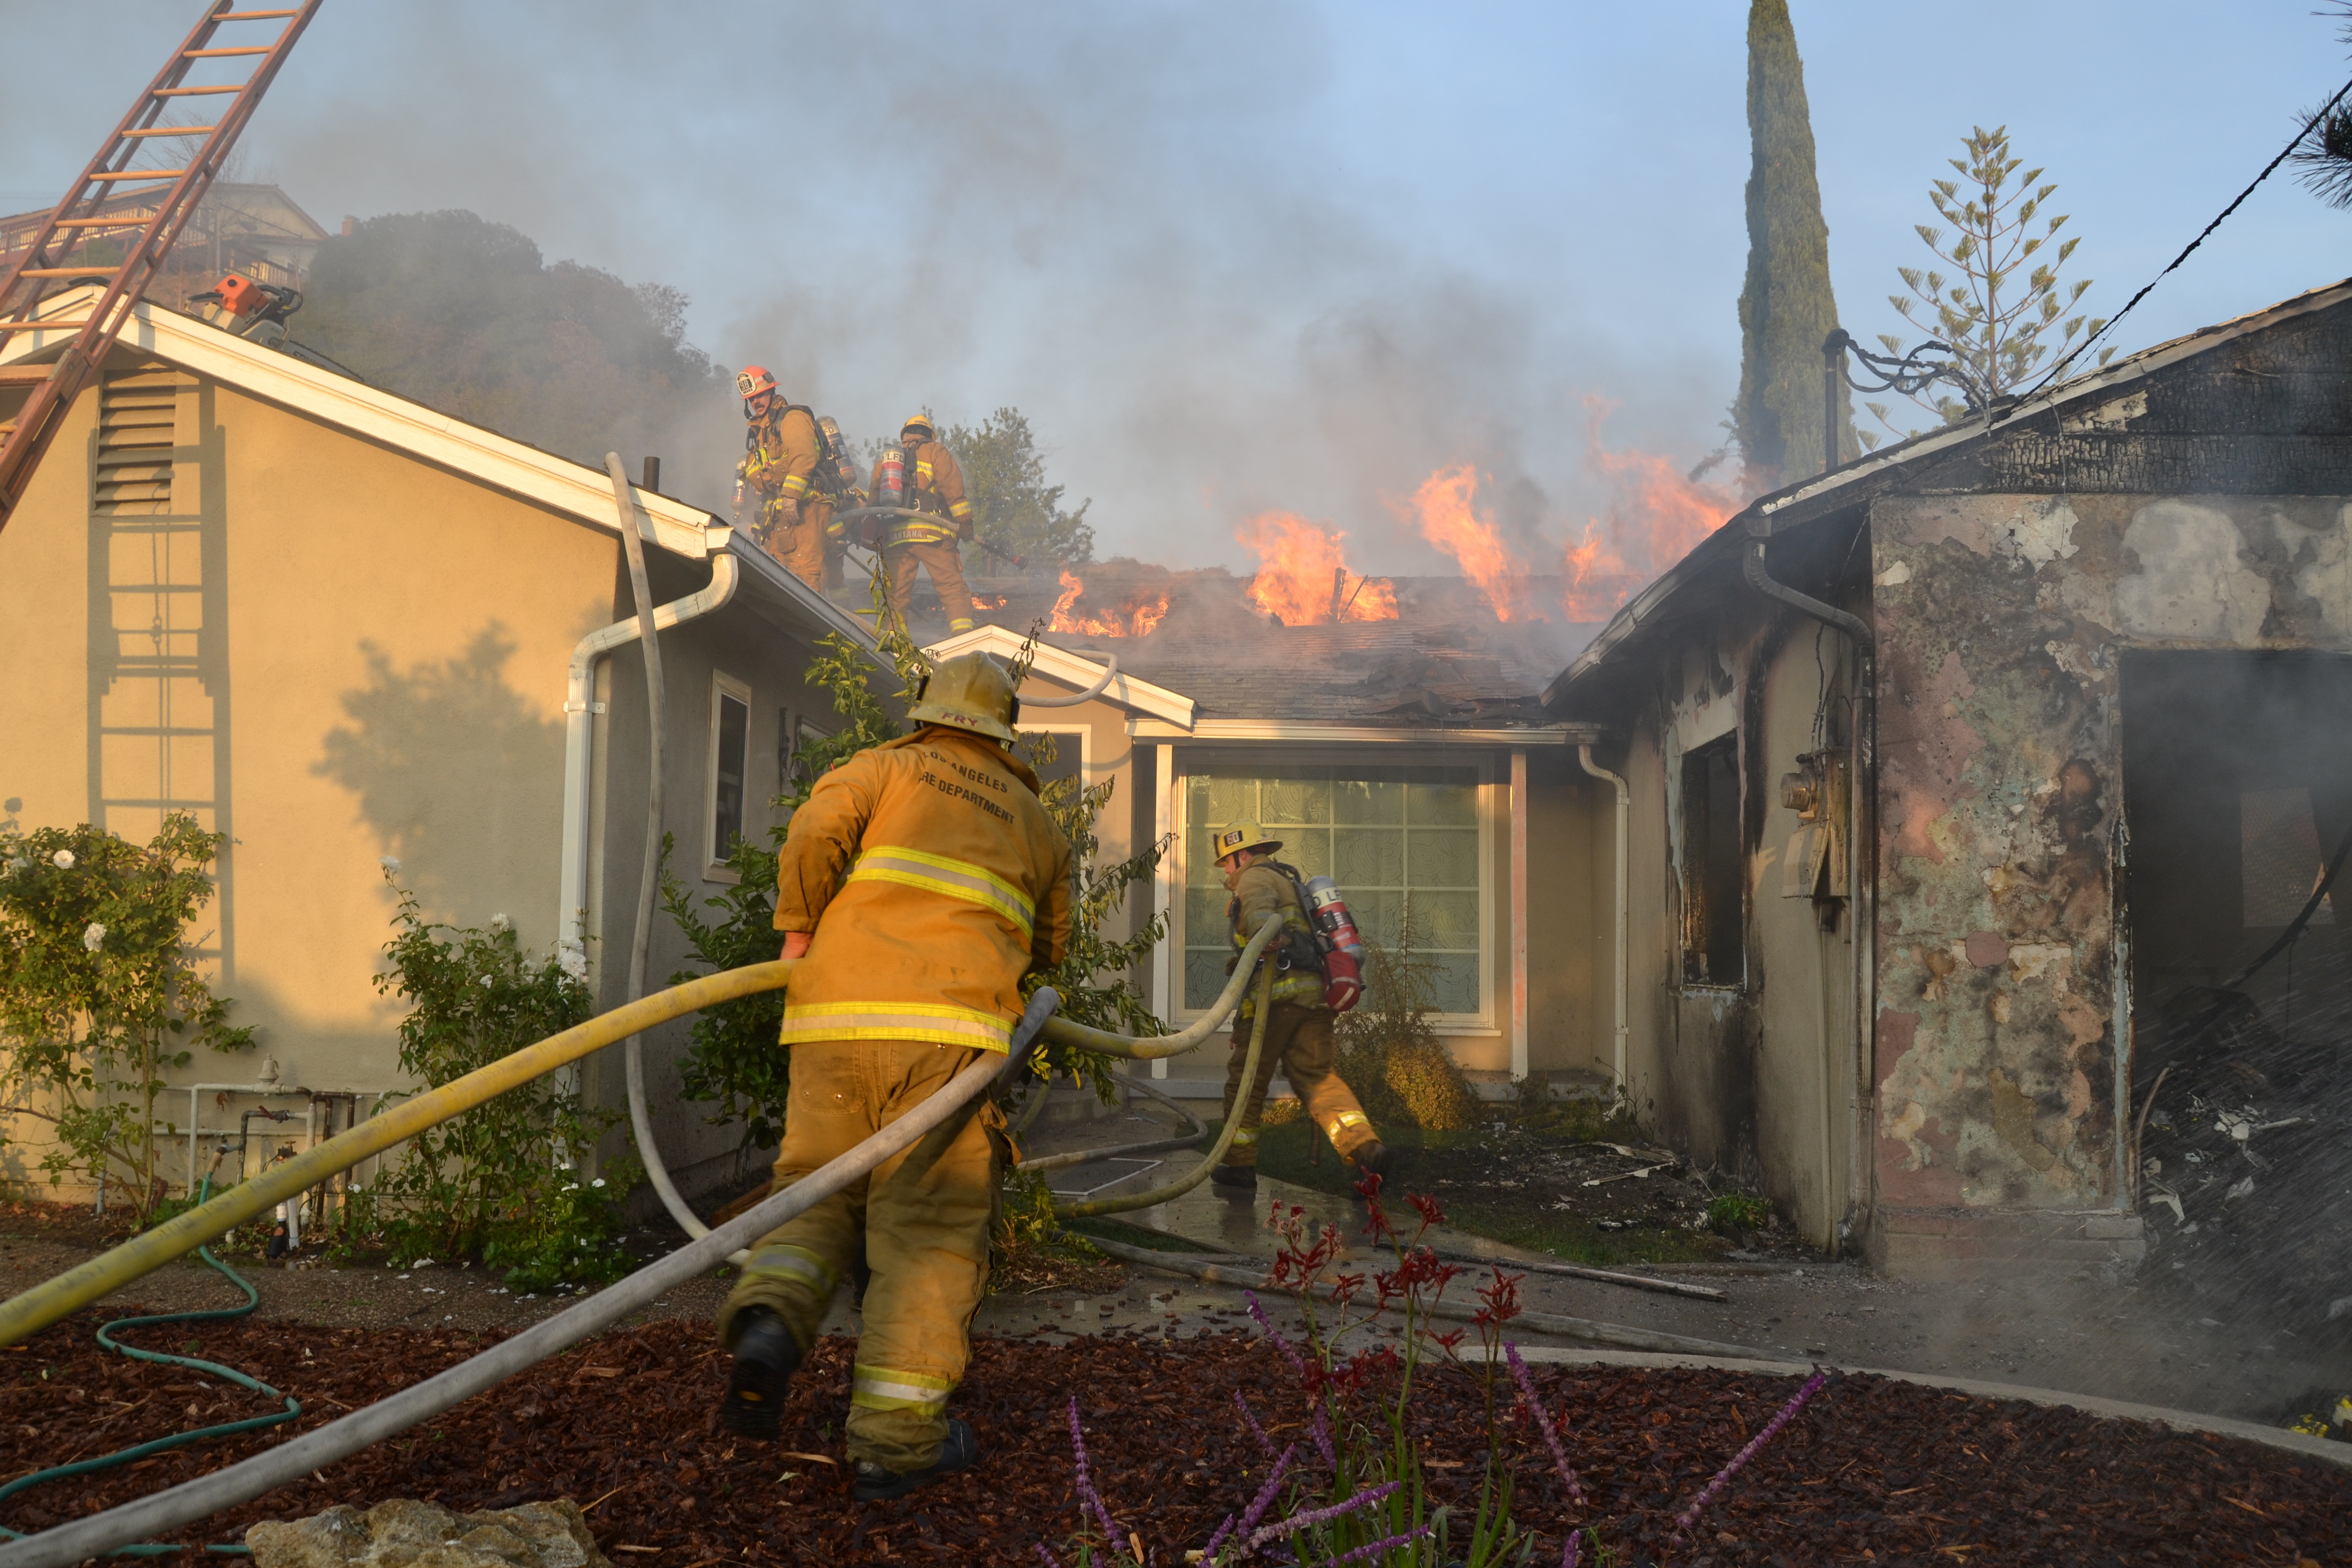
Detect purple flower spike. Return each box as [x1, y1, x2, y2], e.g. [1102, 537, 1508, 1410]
[1034, 1547, 1065, 1568]
[1328, 1525, 1433, 1564]
[1235, 1442, 1297, 1540]
[1504, 1343, 1584, 1504]
[1672, 1370, 1831, 1539]
[1245, 1291, 1308, 1376]
[1307, 1406, 1336, 1469]
[1562, 1528, 1580, 1568]
[1233, 1389, 1279, 1461]
[1066, 1394, 1126, 1547]
[1242, 1480, 1401, 1552]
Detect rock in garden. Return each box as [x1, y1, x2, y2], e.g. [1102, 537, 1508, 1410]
[246, 1498, 609, 1568]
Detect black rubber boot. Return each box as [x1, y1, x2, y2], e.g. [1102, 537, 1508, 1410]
[852, 1416, 979, 1502]
[1352, 1140, 1393, 1182]
[718, 1308, 802, 1439]
[1209, 1164, 1258, 1192]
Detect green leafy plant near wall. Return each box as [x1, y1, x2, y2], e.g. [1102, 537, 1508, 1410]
[345, 866, 632, 1290]
[1336, 904, 1477, 1134]
[0, 814, 254, 1224]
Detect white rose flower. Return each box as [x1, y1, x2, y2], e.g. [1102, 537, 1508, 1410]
[481, 974, 495, 987]
[378, 855, 401, 874]
[4, 857, 25, 875]
[489, 913, 511, 932]
[51, 850, 75, 870]
[81, 922, 106, 952]
[591, 1178, 606, 1188]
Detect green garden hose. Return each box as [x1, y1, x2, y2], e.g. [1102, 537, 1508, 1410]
[0, 1171, 298, 1557]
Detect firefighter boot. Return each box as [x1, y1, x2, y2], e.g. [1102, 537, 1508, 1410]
[719, 1307, 803, 1439]
[1210, 1164, 1257, 1192]
[852, 1416, 980, 1502]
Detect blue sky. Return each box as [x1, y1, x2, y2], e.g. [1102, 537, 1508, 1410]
[4, 2, 2345, 577]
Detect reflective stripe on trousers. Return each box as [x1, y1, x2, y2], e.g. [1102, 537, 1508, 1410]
[852, 1363, 955, 1415]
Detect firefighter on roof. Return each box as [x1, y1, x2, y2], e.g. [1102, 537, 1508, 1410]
[734, 365, 835, 589]
[867, 412, 978, 632]
[1208, 822, 1388, 1193]
[717, 652, 1071, 1501]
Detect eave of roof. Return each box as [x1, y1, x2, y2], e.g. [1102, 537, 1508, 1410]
[924, 624, 1197, 726]
[1541, 274, 2352, 712]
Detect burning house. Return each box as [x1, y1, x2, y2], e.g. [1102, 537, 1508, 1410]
[925, 560, 1609, 1099]
[1544, 277, 2352, 1301]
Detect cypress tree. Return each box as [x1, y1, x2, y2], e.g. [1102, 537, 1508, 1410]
[1733, 0, 1854, 488]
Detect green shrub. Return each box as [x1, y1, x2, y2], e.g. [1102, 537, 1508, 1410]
[342, 868, 632, 1289]
[0, 814, 254, 1222]
[1707, 1192, 1775, 1234]
[1335, 905, 1475, 1132]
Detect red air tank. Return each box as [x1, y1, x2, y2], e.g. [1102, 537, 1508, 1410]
[876, 444, 910, 510]
[1304, 875, 1364, 959]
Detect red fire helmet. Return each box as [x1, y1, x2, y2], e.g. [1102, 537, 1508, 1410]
[735, 365, 777, 400]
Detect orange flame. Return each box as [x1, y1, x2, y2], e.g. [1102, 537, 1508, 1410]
[1049, 569, 1170, 639]
[1404, 465, 1540, 622]
[1236, 511, 1399, 625]
[1561, 409, 1740, 621]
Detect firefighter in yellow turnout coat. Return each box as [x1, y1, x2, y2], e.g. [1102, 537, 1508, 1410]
[734, 365, 834, 589]
[717, 653, 1071, 1501]
[869, 413, 978, 631]
[1208, 823, 1389, 1191]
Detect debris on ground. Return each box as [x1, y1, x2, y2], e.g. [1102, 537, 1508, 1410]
[247, 1499, 610, 1568]
[6, 1311, 2344, 1564]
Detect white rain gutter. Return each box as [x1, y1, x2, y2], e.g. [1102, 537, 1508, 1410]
[556, 529, 741, 977]
[1579, 744, 1630, 1089]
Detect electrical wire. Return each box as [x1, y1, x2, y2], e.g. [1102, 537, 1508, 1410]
[2011, 72, 2352, 410]
[0, 1170, 297, 1558]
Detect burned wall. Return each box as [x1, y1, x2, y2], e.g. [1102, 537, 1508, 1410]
[1868, 489, 2352, 1247]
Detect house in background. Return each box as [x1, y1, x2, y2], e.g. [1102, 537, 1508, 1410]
[1, 183, 331, 300]
[0, 286, 873, 1204]
[1542, 277, 2352, 1283]
[927, 569, 1608, 1106]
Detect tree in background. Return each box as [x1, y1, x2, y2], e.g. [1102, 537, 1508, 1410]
[293, 211, 732, 475]
[1732, 0, 1854, 491]
[1864, 126, 2111, 442]
[939, 407, 1095, 571]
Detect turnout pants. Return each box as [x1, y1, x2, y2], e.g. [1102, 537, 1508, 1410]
[1218, 1001, 1378, 1168]
[886, 540, 976, 629]
[717, 1038, 1000, 1474]
[761, 498, 832, 590]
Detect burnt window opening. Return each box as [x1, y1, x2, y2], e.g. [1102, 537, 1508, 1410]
[709, 683, 750, 869]
[1682, 733, 1745, 986]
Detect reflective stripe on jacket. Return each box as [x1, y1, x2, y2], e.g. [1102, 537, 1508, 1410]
[1228, 861, 1328, 1014]
[776, 727, 1072, 1051]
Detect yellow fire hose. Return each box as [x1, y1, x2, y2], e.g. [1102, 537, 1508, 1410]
[0, 919, 1288, 1350]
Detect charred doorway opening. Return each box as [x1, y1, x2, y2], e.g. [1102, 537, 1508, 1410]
[2121, 650, 2352, 1335]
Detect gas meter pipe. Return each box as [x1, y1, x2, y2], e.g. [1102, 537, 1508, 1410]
[0, 958, 796, 1353]
[0, 993, 1061, 1568]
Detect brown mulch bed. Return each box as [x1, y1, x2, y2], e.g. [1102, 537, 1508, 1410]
[2, 1310, 2345, 1565]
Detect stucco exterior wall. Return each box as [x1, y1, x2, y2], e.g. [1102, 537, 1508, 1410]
[1523, 751, 1599, 1079]
[1866, 489, 2352, 1272]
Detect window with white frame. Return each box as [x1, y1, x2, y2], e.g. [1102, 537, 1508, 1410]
[1018, 723, 1089, 802]
[1180, 760, 1486, 1016]
[707, 672, 752, 875]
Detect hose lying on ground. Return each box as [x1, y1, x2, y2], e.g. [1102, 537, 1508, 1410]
[0, 1169, 296, 1559]
[0, 992, 1061, 1568]
[1073, 1233, 1769, 1359]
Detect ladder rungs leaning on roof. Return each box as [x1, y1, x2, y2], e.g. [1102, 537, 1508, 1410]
[0, 0, 324, 534]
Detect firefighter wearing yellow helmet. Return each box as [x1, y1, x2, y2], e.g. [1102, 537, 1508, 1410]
[717, 652, 1071, 1501]
[1208, 821, 1387, 1192]
[868, 412, 979, 632]
[734, 365, 835, 590]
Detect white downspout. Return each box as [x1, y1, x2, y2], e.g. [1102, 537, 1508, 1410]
[1579, 744, 1630, 1091]
[556, 537, 741, 979]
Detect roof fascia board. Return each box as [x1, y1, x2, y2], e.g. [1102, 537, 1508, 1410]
[718, 530, 881, 651]
[1128, 719, 1589, 745]
[4, 288, 713, 559]
[924, 625, 1197, 726]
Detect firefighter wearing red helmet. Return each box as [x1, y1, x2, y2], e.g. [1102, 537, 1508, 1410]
[735, 365, 833, 589]
[867, 412, 978, 632]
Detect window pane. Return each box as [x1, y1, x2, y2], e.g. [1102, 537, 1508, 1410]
[1351, 889, 1404, 948]
[1411, 890, 1481, 950]
[1334, 778, 1404, 824]
[1185, 886, 1230, 940]
[1334, 827, 1404, 888]
[1278, 828, 1333, 880]
[1425, 953, 1479, 1014]
[1407, 778, 1478, 826]
[1200, 776, 1255, 827]
[1262, 775, 1331, 825]
[1410, 828, 1480, 889]
[713, 692, 749, 861]
[1185, 949, 1231, 1010]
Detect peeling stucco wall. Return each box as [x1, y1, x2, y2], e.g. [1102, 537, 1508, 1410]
[1870, 491, 2352, 1222]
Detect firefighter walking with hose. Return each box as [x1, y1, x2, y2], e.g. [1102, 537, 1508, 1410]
[716, 652, 1071, 1501]
[1206, 823, 1389, 1192]
[734, 365, 836, 590]
[864, 412, 979, 632]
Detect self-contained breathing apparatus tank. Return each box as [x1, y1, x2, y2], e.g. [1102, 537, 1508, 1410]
[816, 414, 860, 499]
[1302, 874, 1366, 1012]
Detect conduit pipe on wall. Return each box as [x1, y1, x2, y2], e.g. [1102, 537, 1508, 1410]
[1578, 745, 1630, 1090]
[1740, 533, 1876, 1253]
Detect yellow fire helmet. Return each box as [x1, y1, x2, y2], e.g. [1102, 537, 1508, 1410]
[906, 652, 1019, 744]
[1210, 822, 1282, 862]
[900, 413, 936, 441]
